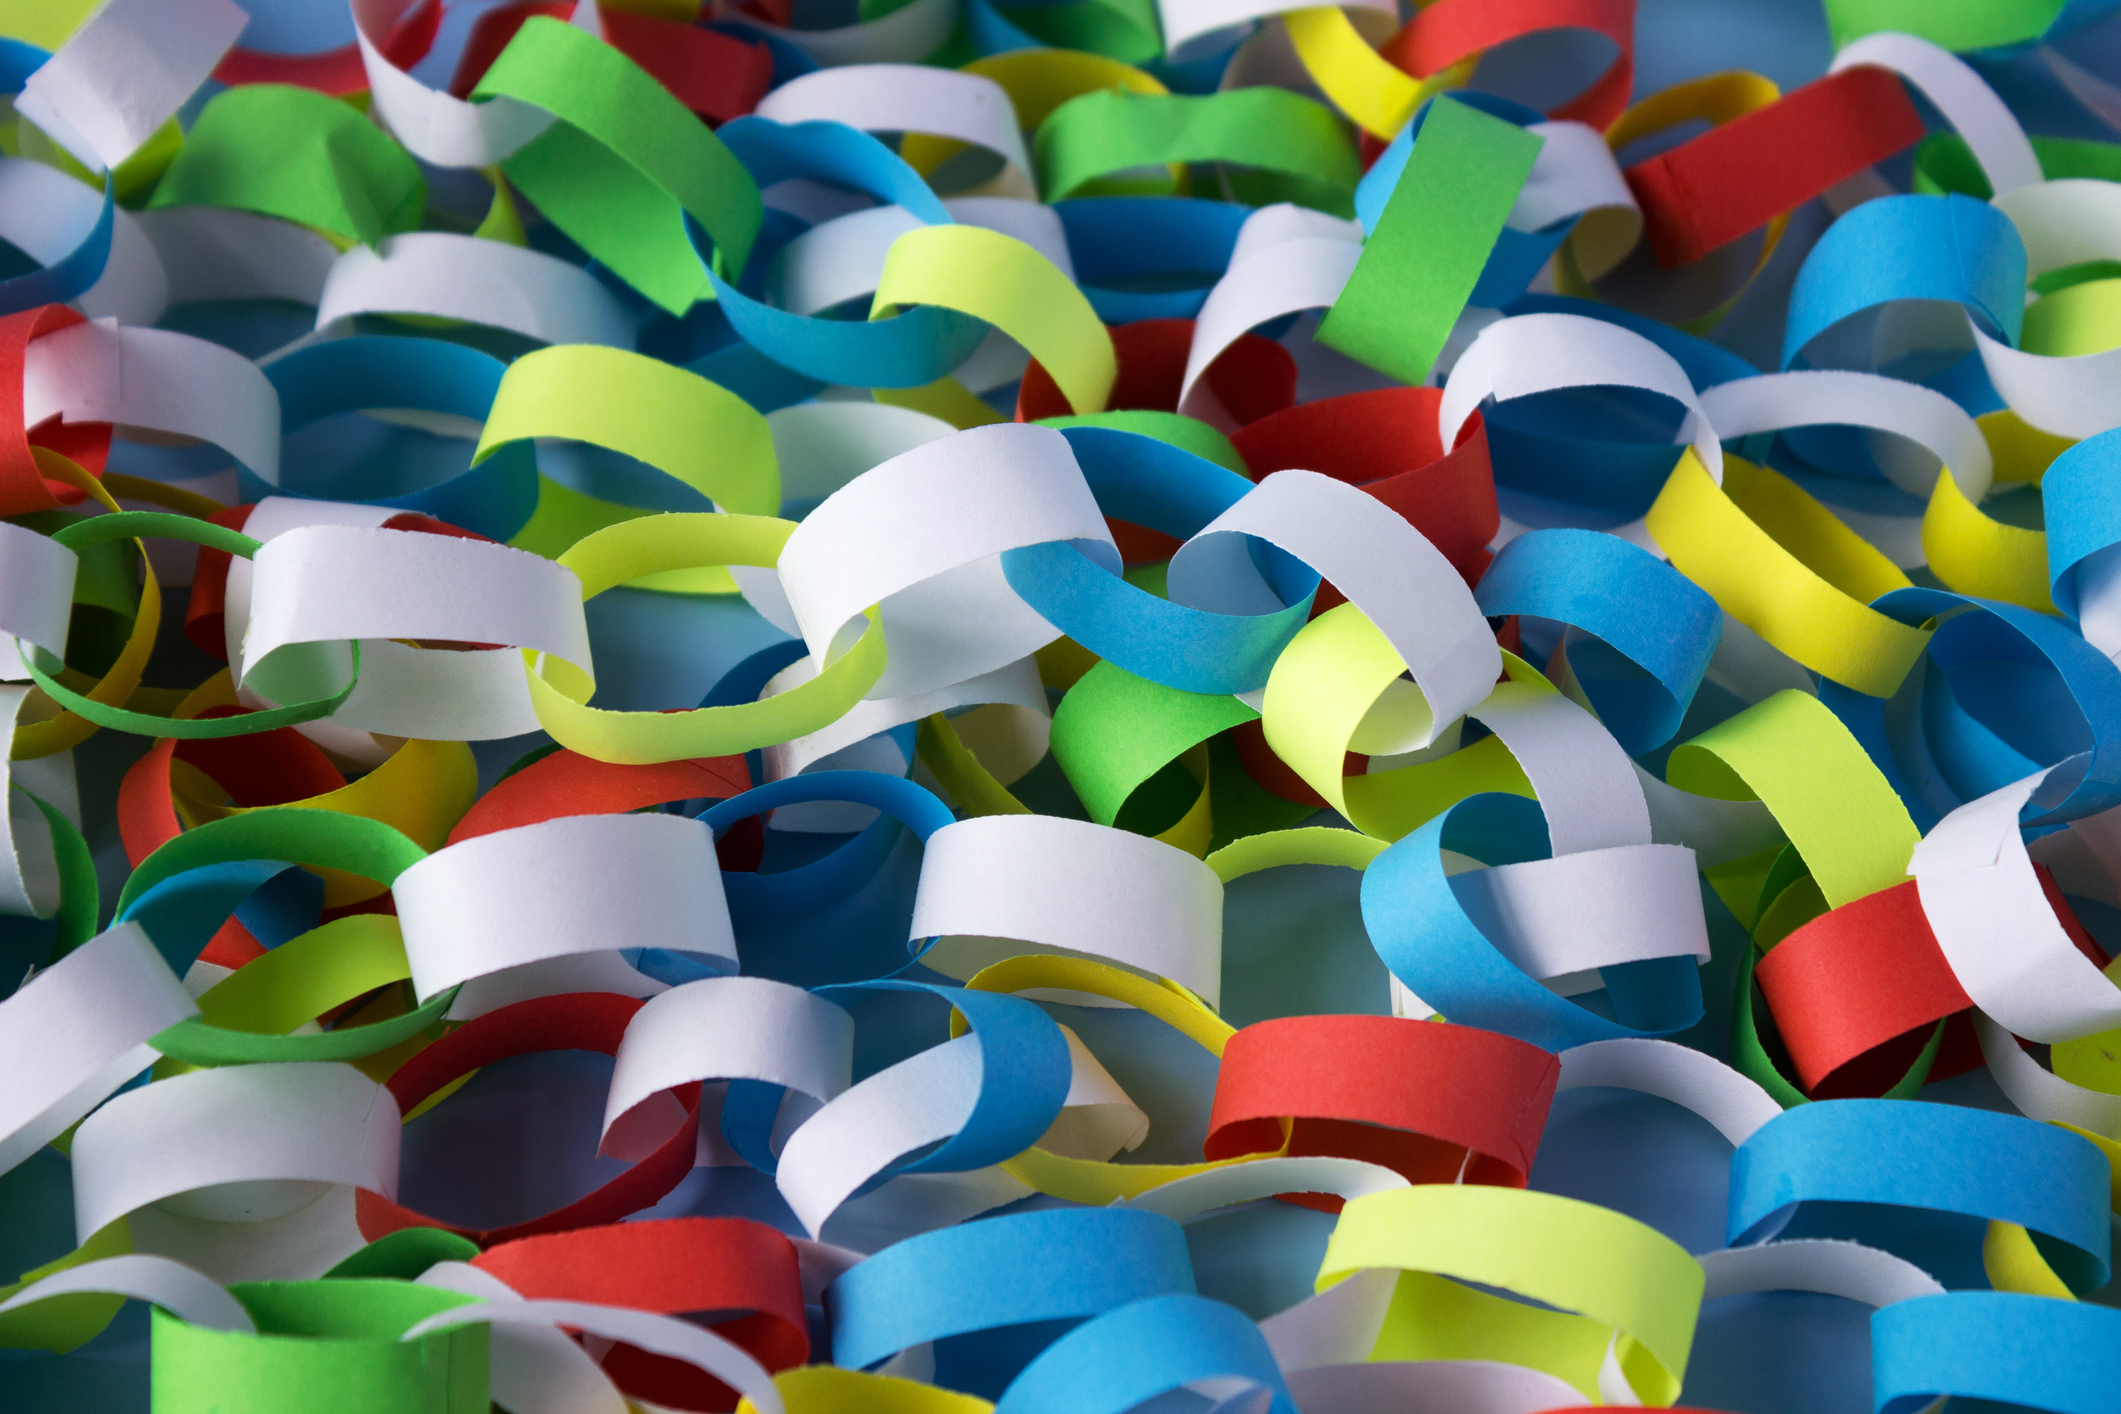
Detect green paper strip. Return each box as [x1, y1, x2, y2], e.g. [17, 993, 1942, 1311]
[1050, 660, 1257, 827]
[22, 790, 97, 963]
[150, 914, 459, 1066]
[149, 86, 425, 247]
[474, 16, 762, 315]
[1000, 0, 1162, 64]
[28, 514, 365, 740]
[326, 1230, 483, 1283]
[1317, 95, 1542, 386]
[12, 510, 138, 621]
[117, 809, 428, 921]
[1035, 87, 1361, 214]
[1665, 688, 1920, 911]
[1914, 131, 2121, 201]
[152, 1281, 488, 1414]
[1823, 0, 2065, 51]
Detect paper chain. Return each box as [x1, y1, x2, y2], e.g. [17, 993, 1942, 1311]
[1, 0, 2120, 1411]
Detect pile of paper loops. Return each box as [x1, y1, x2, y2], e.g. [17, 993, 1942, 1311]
[3, 0, 2121, 1411]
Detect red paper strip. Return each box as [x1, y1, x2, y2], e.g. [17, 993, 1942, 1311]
[183, 502, 257, 660]
[1756, 866, 2106, 1097]
[1624, 66, 1927, 268]
[0, 306, 112, 515]
[452, 2, 771, 124]
[451, 749, 751, 843]
[211, 45, 371, 94]
[1755, 879, 1973, 1098]
[213, 0, 438, 93]
[1382, 0, 1636, 132]
[1205, 1014, 1559, 1209]
[1016, 318, 1297, 428]
[359, 992, 702, 1247]
[1230, 387, 1498, 593]
[475, 1218, 808, 1411]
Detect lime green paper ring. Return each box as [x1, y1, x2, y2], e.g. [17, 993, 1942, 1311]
[27, 512, 363, 739]
[151, 1280, 489, 1414]
[150, 984, 458, 1066]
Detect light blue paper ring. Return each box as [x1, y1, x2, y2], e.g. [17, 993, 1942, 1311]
[1054, 197, 1250, 324]
[1002, 426, 1316, 694]
[1474, 528, 1723, 754]
[826, 1207, 1196, 1392]
[1872, 1291, 2121, 1414]
[1782, 193, 2026, 371]
[996, 1294, 1299, 1414]
[1871, 586, 2121, 825]
[261, 336, 538, 541]
[2042, 426, 2121, 621]
[702, 117, 991, 388]
[1360, 791, 1704, 1049]
[1728, 1099, 2112, 1295]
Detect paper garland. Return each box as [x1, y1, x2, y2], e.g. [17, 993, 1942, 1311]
[0, 3, 2120, 1414]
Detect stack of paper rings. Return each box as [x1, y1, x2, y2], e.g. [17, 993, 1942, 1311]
[7, 0, 2121, 1410]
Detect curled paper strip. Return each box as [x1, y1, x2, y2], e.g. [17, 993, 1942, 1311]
[3, 6, 2121, 1413]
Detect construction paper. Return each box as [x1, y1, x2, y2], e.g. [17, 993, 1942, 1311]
[5, 10, 2121, 1413]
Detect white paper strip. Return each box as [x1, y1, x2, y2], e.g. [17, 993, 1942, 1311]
[355, 0, 554, 168]
[0, 921, 196, 1179]
[1699, 370, 1992, 501]
[1171, 470, 1501, 745]
[603, 976, 855, 1150]
[393, 813, 734, 1003]
[1697, 1239, 1944, 1305]
[1556, 1038, 1784, 1147]
[1832, 32, 2041, 198]
[1911, 767, 2121, 1043]
[239, 523, 590, 741]
[23, 319, 280, 484]
[70, 1061, 401, 1244]
[0, 1255, 254, 1333]
[910, 813, 1225, 1006]
[17, 0, 245, 173]
[773, 422, 1114, 699]
[317, 233, 637, 348]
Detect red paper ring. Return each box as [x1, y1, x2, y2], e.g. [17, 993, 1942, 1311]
[450, 746, 760, 869]
[211, 44, 370, 94]
[1625, 67, 1926, 268]
[1754, 880, 1971, 1098]
[358, 992, 701, 1247]
[475, 1218, 808, 1412]
[213, 0, 438, 94]
[1382, 0, 1636, 132]
[1757, 867, 2106, 1098]
[1205, 1015, 1560, 1210]
[117, 717, 356, 969]
[1230, 386, 1498, 592]
[0, 306, 113, 516]
[450, 2, 772, 124]
[1015, 318, 1297, 427]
